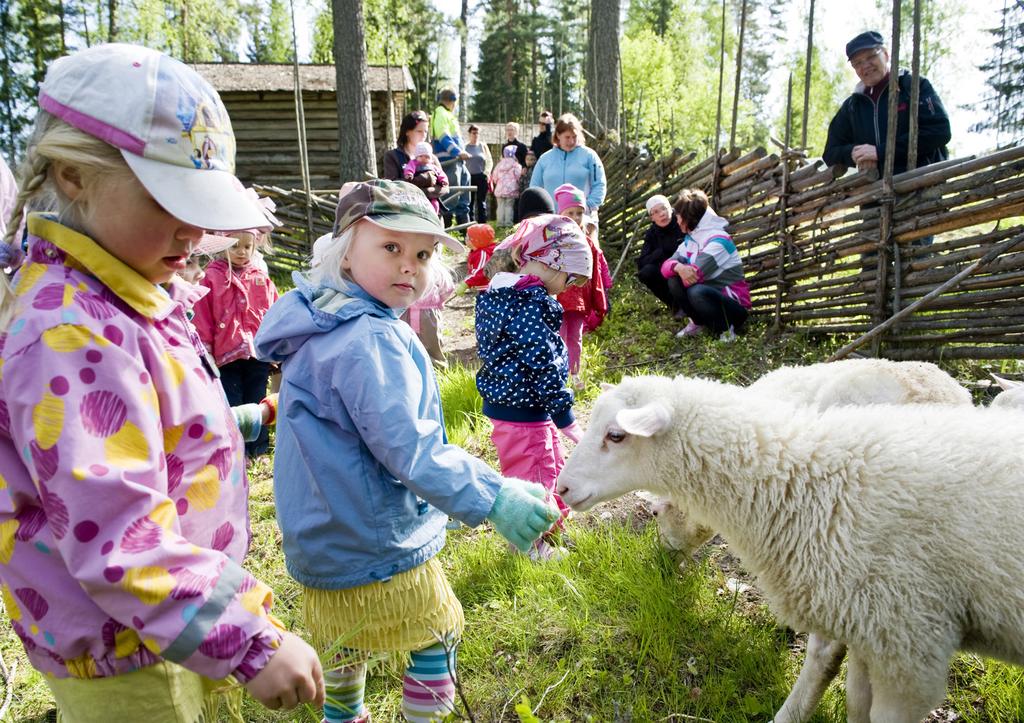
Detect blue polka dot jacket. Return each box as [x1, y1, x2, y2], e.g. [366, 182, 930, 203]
[474, 274, 575, 428]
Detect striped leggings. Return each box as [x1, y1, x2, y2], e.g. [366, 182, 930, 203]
[322, 641, 458, 723]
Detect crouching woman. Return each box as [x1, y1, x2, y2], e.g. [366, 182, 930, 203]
[661, 189, 751, 341]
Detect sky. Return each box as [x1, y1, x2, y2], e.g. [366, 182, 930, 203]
[289, 0, 1004, 157]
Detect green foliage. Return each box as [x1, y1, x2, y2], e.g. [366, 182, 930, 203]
[775, 43, 848, 154]
[874, 0, 968, 78]
[243, 0, 294, 63]
[437, 362, 491, 455]
[0, 1, 39, 158]
[309, 0, 446, 111]
[114, 0, 243, 62]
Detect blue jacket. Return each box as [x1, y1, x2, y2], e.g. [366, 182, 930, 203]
[475, 274, 575, 428]
[254, 275, 502, 589]
[529, 145, 607, 213]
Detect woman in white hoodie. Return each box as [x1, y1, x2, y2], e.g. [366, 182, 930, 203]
[659, 189, 752, 341]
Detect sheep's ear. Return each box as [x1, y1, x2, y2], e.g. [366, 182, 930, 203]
[600, 382, 616, 392]
[616, 402, 671, 437]
[991, 373, 1023, 391]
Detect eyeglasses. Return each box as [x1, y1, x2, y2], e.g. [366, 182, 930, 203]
[850, 49, 883, 71]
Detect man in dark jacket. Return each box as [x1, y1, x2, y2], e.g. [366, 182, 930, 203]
[529, 110, 554, 159]
[823, 31, 950, 177]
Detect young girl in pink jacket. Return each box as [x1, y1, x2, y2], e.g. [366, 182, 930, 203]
[192, 228, 279, 456]
[0, 44, 321, 722]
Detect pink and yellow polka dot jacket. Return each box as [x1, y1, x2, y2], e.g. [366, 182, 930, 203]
[0, 215, 284, 681]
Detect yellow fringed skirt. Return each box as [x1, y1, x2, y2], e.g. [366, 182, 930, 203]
[303, 557, 464, 661]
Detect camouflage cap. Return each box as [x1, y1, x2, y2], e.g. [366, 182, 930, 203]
[333, 179, 463, 252]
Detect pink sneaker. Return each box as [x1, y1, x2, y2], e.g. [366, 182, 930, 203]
[675, 321, 703, 338]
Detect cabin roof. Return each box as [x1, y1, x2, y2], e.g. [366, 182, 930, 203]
[189, 63, 415, 93]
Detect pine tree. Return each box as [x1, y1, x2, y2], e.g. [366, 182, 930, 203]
[311, 0, 444, 110]
[470, 0, 531, 121]
[0, 0, 33, 159]
[244, 0, 293, 63]
[975, 0, 1024, 143]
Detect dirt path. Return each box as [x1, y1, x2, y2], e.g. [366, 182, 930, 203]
[439, 288, 481, 369]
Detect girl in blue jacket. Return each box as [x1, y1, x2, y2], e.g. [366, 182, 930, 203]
[254, 180, 558, 723]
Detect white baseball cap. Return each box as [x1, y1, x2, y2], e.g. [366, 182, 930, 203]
[38, 43, 267, 232]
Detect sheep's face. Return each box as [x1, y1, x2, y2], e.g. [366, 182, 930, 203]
[557, 378, 675, 511]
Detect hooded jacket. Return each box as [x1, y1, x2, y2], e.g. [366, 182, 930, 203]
[254, 275, 502, 589]
[664, 207, 752, 309]
[0, 215, 283, 683]
[191, 258, 278, 367]
[529, 145, 607, 213]
[822, 69, 950, 175]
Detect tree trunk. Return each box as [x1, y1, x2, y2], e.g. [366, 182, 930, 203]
[107, 0, 116, 40]
[458, 0, 468, 122]
[587, 0, 620, 135]
[332, 0, 377, 181]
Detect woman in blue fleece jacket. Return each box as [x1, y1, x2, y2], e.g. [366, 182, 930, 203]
[529, 113, 607, 217]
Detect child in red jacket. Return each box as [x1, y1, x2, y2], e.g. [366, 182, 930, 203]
[553, 184, 609, 388]
[464, 223, 497, 289]
[192, 227, 279, 456]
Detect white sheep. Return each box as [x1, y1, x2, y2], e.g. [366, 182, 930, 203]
[990, 374, 1024, 409]
[647, 359, 971, 562]
[747, 358, 971, 409]
[557, 375, 1024, 723]
[642, 359, 973, 721]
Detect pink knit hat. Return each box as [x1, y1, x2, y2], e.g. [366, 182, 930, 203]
[553, 183, 586, 213]
[413, 141, 433, 157]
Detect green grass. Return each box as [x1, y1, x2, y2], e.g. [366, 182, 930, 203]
[3, 272, 1022, 721]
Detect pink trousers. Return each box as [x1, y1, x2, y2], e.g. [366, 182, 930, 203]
[559, 311, 586, 376]
[489, 418, 571, 525]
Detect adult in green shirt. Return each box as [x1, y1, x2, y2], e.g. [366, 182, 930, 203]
[430, 88, 471, 225]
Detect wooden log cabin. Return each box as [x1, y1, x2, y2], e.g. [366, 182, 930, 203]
[189, 63, 415, 191]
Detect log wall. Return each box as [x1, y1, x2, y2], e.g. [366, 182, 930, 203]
[223, 89, 407, 191]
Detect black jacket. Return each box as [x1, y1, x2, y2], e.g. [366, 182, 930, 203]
[822, 70, 950, 176]
[502, 139, 529, 166]
[530, 125, 553, 158]
[381, 148, 410, 181]
[636, 221, 685, 271]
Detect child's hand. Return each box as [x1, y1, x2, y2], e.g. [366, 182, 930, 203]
[559, 421, 582, 444]
[245, 631, 324, 710]
[259, 393, 278, 426]
[487, 478, 560, 551]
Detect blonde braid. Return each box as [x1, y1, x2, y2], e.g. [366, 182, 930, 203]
[3, 151, 50, 248]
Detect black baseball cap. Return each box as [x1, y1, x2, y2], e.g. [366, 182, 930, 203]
[846, 31, 885, 61]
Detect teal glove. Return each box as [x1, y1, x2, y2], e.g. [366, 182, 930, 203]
[232, 403, 263, 443]
[487, 478, 560, 552]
